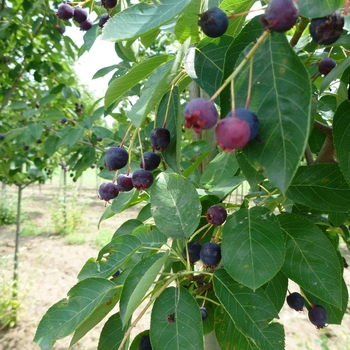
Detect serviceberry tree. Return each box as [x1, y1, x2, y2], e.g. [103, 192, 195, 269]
[3, 0, 348, 349]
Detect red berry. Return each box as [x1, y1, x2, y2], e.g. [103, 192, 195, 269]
[260, 0, 299, 33]
[215, 116, 250, 152]
[184, 98, 218, 133]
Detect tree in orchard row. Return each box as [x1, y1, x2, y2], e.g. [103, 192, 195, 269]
[3, 0, 347, 349]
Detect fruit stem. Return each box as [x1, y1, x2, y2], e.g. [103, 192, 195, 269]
[126, 127, 138, 174]
[120, 122, 133, 148]
[196, 295, 221, 307]
[161, 85, 174, 128]
[227, 7, 265, 19]
[245, 57, 254, 109]
[289, 16, 310, 47]
[209, 30, 270, 102]
[137, 129, 146, 170]
[189, 223, 211, 243]
[230, 78, 235, 113]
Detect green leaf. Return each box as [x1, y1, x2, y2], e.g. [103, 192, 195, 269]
[200, 152, 239, 188]
[97, 312, 128, 350]
[213, 269, 284, 350]
[174, 0, 200, 43]
[132, 225, 168, 248]
[278, 213, 343, 308]
[83, 24, 99, 51]
[104, 55, 172, 109]
[44, 135, 59, 157]
[92, 65, 119, 79]
[77, 235, 141, 280]
[150, 172, 202, 239]
[150, 287, 204, 350]
[92, 126, 115, 140]
[127, 59, 175, 128]
[222, 207, 285, 290]
[186, 35, 232, 102]
[215, 307, 260, 350]
[28, 123, 43, 139]
[236, 151, 266, 187]
[235, 32, 312, 193]
[286, 163, 350, 211]
[156, 87, 181, 173]
[298, 0, 343, 18]
[120, 252, 169, 325]
[113, 219, 143, 238]
[101, 0, 191, 42]
[182, 150, 212, 178]
[70, 287, 121, 348]
[334, 100, 350, 186]
[261, 271, 288, 313]
[34, 278, 117, 350]
[39, 94, 57, 107]
[68, 128, 84, 147]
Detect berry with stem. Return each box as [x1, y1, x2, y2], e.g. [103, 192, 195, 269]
[102, 0, 117, 9]
[198, 7, 228, 38]
[98, 182, 119, 201]
[308, 305, 327, 329]
[183, 242, 202, 264]
[132, 170, 154, 191]
[260, 0, 299, 33]
[80, 20, 93, 31]
[73, 8, 88, 24]
[141, 152, 161, 171]
[228, 108, 260, 141]
[318, 58, 336, 76]
[200, 307, 208, 321]
[286, 292, 304, 311]
[117, 173, 134, 192]
[150, 128, 170, 151]
[105, 146, 128, 171]
[183, 98, 218, 133]
[206, 205, 227, 226]
[99, 14, 110, 28]
[56, 4, 74, 20]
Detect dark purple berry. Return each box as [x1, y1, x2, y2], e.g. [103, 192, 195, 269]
[318, 58, 336, 75]
[310, 11, 344, 45]
[132, 170, 154, 191]
[102, 0, 117, 9]
[206, 205, 227, 226]
[79, 19, 93, 31]
[112, 269, 122, 278]
[286, 292, 304, 311]
[55, 25, 65, 34]
[0, 134, 5, 140]
[227, 108, 260, 141]
[23, 145, 29, 151]
[200, 242, 221, 267]
[105, 146, 128, 171]
[56, 4, 74, 20]
[90, 164, 96, 169]
[73, 7, 88, 23]
[117, 173, 134, 192]
[343, 257, 349, 268]
[99, 13, 110, 28]
[96, 136, 103, 142]
[184, 98, 218, 133]
[139, 335, 152, 350]
[60, 117, 67, 124]
[308, 305, 327, 329]
[260, 0, 299, 33]
[98, 182, 119, 201]
[198, 7, 228, 38]
[150, 128, 170, 151]
[200, 307, 208, 321]
[183, 242, 202, 264]
[215, 116, 250, 152]
[36, 139, 42, 144]
[141, 152, 161, 171]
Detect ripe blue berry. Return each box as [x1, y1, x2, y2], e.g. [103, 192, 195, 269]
[79, 19, 93, 31]
[60, 117, 67, 124]
[56, 4, 74, 20]
[132, 170, 154, 191]
[0, 134, 4, 140]
[198, 7, 228, 38]
[99, 13, 110, 28]
[150, 128, 170, 151]
[260, 0, 299, 33]
[102, 0, 117, 9]
[318, 58, 336, 76]
[310, 11, 344, 45]
[183, 242, 202, 264]
[200, 242, 221, 267]
[141, 152, 161, 171]
[98, 182, 119, 201]
[73, 8, 88, 23]
[117, 173, 134, 192]
[286, 292, 304, 311]
[206, 205, 227, 226]
[200, 307, 208, 321]
[215, 116, 251, 152]
[139, 335, 152, 350]
[105, 146, 128, 171]
[184, 98, 218, 133]
[308, 305, 327, 329]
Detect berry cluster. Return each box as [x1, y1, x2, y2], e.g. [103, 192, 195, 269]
[56, 4, 92, 31]
[286, 292, 328, 329]
[98, 127, 170, 201]
[183, 98, 260, 152]
[183, 241, 221, 268]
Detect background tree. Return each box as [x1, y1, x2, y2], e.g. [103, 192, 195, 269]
[1, 0, 350, 349]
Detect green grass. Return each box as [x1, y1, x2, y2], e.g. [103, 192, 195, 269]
[64, 233, 87, 245]
[94, 229, 114, 248]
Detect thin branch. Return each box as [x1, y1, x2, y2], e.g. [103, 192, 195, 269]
[314, 120, 333, 136]
[304, 144, 314, 165]
[315, 136, 336, 163]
